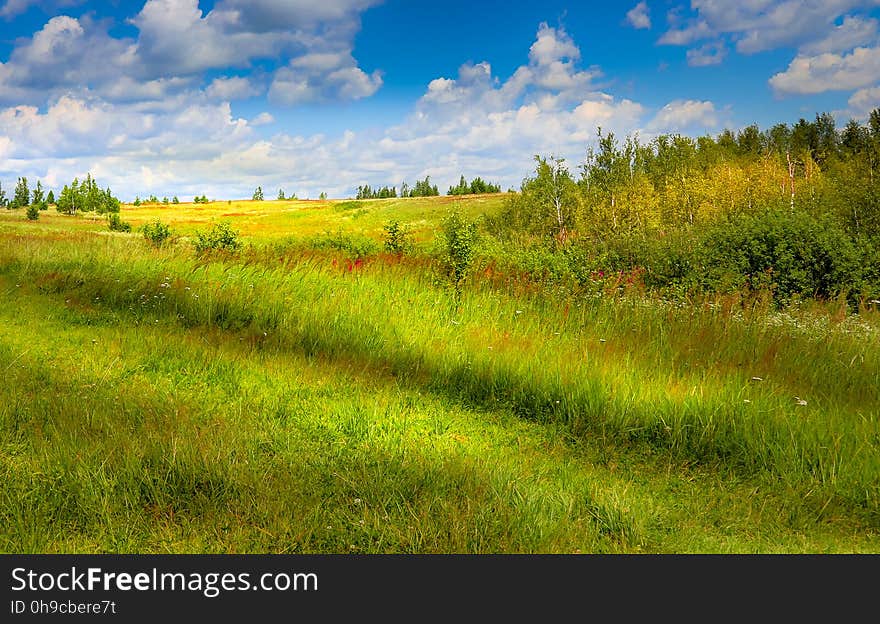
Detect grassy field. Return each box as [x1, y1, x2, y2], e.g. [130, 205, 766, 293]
[1, 197, 878, 553]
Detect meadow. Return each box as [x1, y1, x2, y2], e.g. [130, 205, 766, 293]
[1, 193, 878, 553]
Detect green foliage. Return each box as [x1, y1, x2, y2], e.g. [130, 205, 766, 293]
[448, 175, 502, 195]
[356, 184, 397, 199]
[408, 176, 440, 197]
[278, 189, 286, 200]
[253, 187, 264, 201]
[55, 175, 119, 214]
[697, 209, 864, 303]
[488, 156, 578, 243]
[439, 211, 480, 299]
[12, 177, 29, 209]
[193, 222, 242, 254]
[46, 190, 55, 205]
[310, 230, 378, 259]
[25, 204, 39, 221]
[108, 212, 132, 233]
[319, 192, 327, 200]
[133, 197, 142, 207]
[383, 220, 413, 255]
[193, 195, 209, 204]
[0, 182, 7, 208]
[172, 196, 180, 204]
[142, 219, 173, 247]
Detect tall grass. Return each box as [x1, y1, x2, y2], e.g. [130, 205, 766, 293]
[1, 229, 877, 530]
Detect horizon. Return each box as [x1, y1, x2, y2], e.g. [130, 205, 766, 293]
[1, 0, 879, 200]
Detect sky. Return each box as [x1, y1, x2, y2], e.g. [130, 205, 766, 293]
[1, 0, 879, 201]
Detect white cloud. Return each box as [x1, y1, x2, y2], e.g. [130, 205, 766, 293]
[251, 112, 275, 126]
[800, 15, 879, 54]
[660, 1, 879, 54]
[843, 85, 880, 117]
[205, 76, 262, 100]
[686, 41, 727, 66]
[269, 52, 382, 104]
[769, 46, 880, 94]
[0, 0, 381, 108]
[647, 100, 721, 133]
[626, 2, 652, 30]
[0, 21, 725, 200]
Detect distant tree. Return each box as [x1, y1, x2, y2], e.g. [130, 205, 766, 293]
[278, 189, 286, 200]
[736, 124, 764, 155]
[32, 180, 48, 210]
[163, 196, 169, 205]
[46, 190, 55, 205]
[13, 177, 29, 209]
[0, 182, 7, 208]
[133, 196, 142, 206]
[148, 194, 158, 204]
[253, 186, 264, 201]
[172, 196, 180, 204]
[319, 192, 327, 200]
[26, 204, 39, 221]
[32, 180, 44, 205]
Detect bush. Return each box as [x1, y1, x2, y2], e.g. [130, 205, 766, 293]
[696, 209, 863, 304]
[310, 230, 378, 259]
[193, 222, 241, 254]
[383, 220, 413, 255]
[142, 219, 172, 247]
[108, 212, 132, 232]
[25, 205, 39, 221]
[439, 211, 479, 300]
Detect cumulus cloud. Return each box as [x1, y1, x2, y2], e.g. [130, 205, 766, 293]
[205, 76, 262, 100]
[845, 85, 880, 117]
[647, 100, 721, 133]
[686, 41, 727, 66]
[626, 2, 652, 30]
[0, 20, 723, 200]
[660, 1, 879, 54]
[0, 0, 381, 107]
[769, 46, 880, 94]
[269, 52, 382, 104]
[800, 15, 879, 54]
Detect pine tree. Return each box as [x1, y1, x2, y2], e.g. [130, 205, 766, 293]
[0, 182, 7, 208]
[13, 177, 29, 209]
[253, 186, 264, 201]
[278, 189, 286, 200]
[47, 190, 55, 205]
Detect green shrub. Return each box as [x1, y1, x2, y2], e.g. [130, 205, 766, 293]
[25, 204, 39, 221]
[439, 211, 480, 300]
[142, 219, 172, 247]
[696, 209, 862, 304]
[310, 230, 378, 259]
[383, 220, 413, 255]
[108, 212, 132, 232]
[193, 222, 241, 254]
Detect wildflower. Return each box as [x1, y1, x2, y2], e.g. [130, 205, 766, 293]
[750, 376, 763, 382]
[794, 397, 807, 406]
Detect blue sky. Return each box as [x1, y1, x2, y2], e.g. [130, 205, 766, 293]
[1, 0, 879, 200]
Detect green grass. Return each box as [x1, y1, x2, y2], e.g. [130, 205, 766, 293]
[0, 199, 878, 553]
